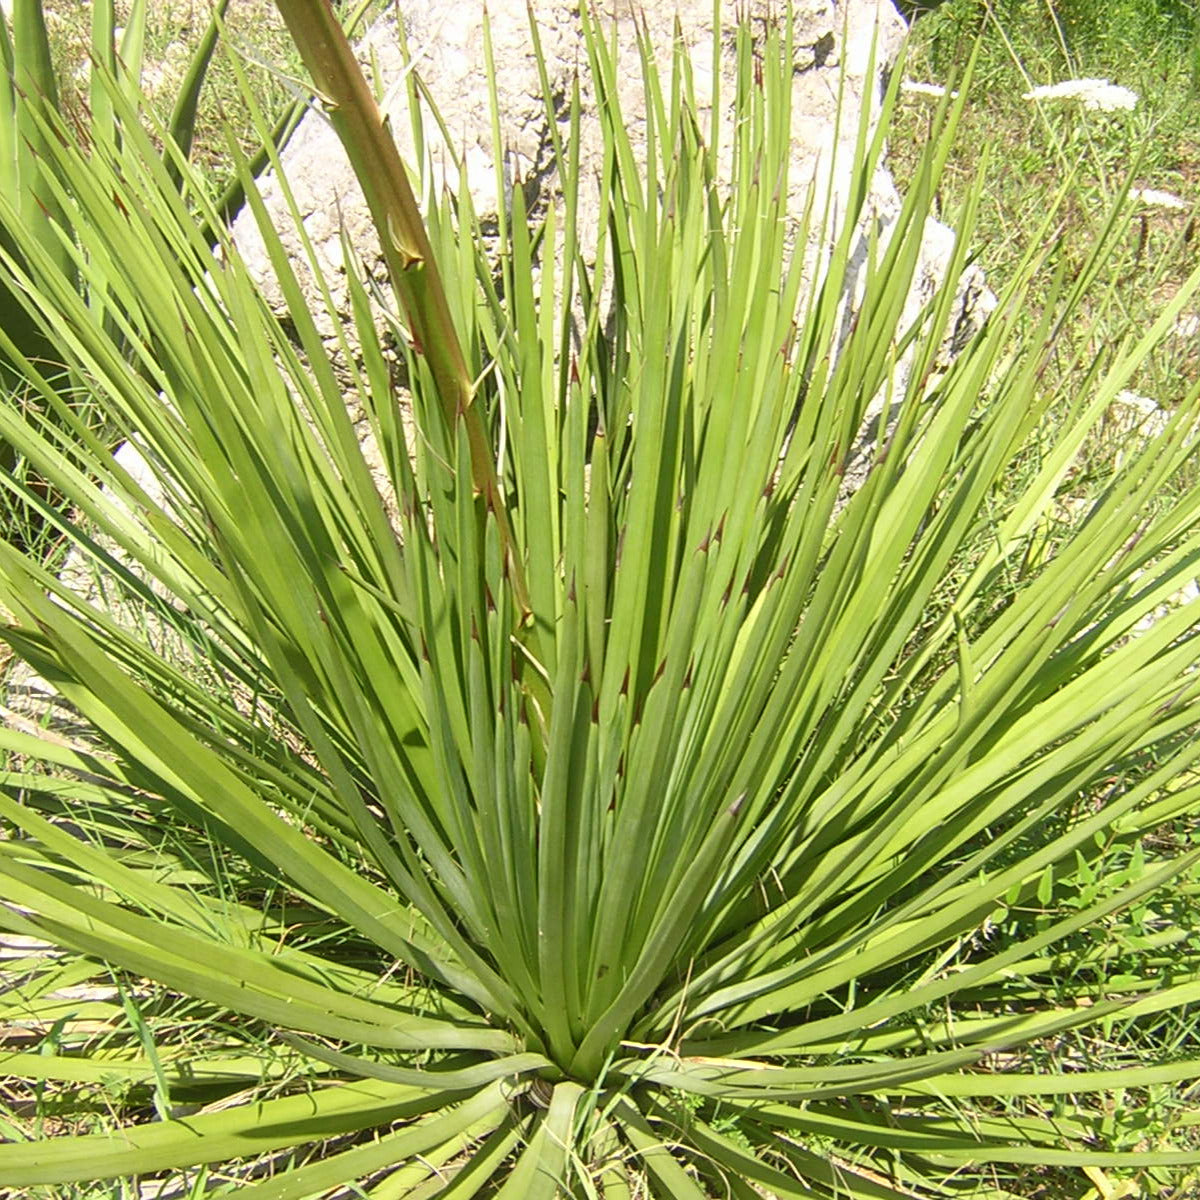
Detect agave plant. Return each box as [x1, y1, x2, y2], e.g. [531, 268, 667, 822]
[2, 1, 1200, 1196]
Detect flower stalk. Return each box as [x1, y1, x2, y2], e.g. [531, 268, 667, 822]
[271, 0, 529, 613]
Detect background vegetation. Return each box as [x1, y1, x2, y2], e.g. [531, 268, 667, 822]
[40, 0, 320, 191]
[891, 0, 1200, 406]
[889, 3, 1200, 1196]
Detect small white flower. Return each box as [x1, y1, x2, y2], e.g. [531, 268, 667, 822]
[900, 80, 957, 100]
[1115, 389, 1161, 416]
[1112, 391, 1168, 439]
[1109, 392, 1169, 468]
[1129, 187, 1187, 210]
[1022, 78, 1138, 112]
[1174, 313, 1200, 339]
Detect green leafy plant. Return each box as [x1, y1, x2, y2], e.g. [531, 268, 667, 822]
[0, 0, 375, 549]
[0, 0, 230, 558]
[2, 2, 1200, 1196]
[0, 0, 235, 383]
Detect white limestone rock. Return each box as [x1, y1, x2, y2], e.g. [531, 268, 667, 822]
[229, 0, 988, 373]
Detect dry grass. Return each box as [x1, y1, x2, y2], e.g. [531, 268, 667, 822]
[42, 0, 326, 193]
